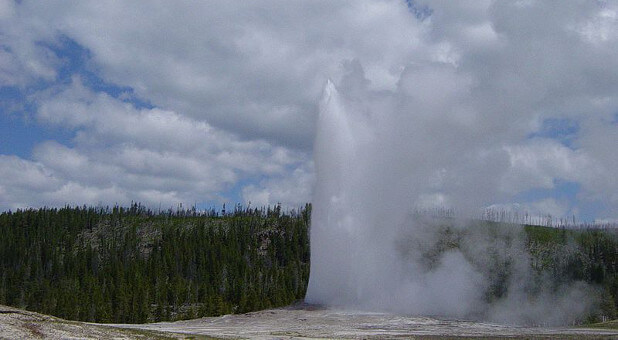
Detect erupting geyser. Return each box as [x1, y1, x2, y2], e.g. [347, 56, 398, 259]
[305, 75, 596, 326]
[305, 79, 485, 316]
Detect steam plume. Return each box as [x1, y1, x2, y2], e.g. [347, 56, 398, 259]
[305, 75, 596, 326]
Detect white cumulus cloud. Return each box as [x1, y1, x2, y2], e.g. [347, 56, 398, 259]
[0, 0, 617, 219]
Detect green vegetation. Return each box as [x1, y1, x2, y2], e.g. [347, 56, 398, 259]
[400, 217, 618, 324]
[0, 203, 310, 323]
[582, 319, 618, 329]
[524, 224, 618, 323]
[0, 203, 616, 325]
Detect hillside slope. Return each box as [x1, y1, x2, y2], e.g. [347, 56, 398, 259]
[0, 204, 310, 323]
[1, 205, 617, 325]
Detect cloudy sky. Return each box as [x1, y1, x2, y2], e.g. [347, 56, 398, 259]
[1, 0, 617, 221]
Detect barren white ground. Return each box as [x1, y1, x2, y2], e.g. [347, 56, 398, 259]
[107, 305, 618, 339]
[3, 303, 617, 339]
[0, 304, 177, 339]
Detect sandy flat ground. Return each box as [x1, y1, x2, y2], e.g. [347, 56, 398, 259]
[105, 305, 618, 339]
[0, 304, 182, 339]
[2, 303, 617, 339]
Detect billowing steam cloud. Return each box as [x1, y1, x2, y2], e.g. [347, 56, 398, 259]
[305, 65, 597, 325]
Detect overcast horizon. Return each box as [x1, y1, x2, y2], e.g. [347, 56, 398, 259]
[1, 1, 618, 222]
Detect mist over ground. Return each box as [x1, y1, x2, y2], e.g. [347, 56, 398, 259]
[305, 77, 600, 326]
[302, 3, 618, 322]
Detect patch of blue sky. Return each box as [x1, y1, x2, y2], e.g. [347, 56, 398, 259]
[513, 179, 597, 222]
[187, 176, 261, 213]
[0, 86, 73, 158]
[528, 118, 579, 148]
[45, 36, 153, 109]
[578, 200, 606, 224]
[191, 199, 228, 214]
[404, 0, 433, 21]
[228, 175, 267, 206]
[222, 163, 307, 210]
[191, 172, 298, 213]
[0, 36, 151, 159]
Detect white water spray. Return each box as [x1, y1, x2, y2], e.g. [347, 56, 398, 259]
[305, 76, 597, 325]
[306, 79, 483, 315]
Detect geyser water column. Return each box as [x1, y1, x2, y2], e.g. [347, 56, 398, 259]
[305, 80, 416, 310]
[304, 78, 496, 317]
[305, 80, 353, 305]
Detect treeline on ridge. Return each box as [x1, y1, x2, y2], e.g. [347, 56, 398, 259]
[0, 203, 310, 323]
[407, 217, 618, 323]
[0, 203, 617, 324]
